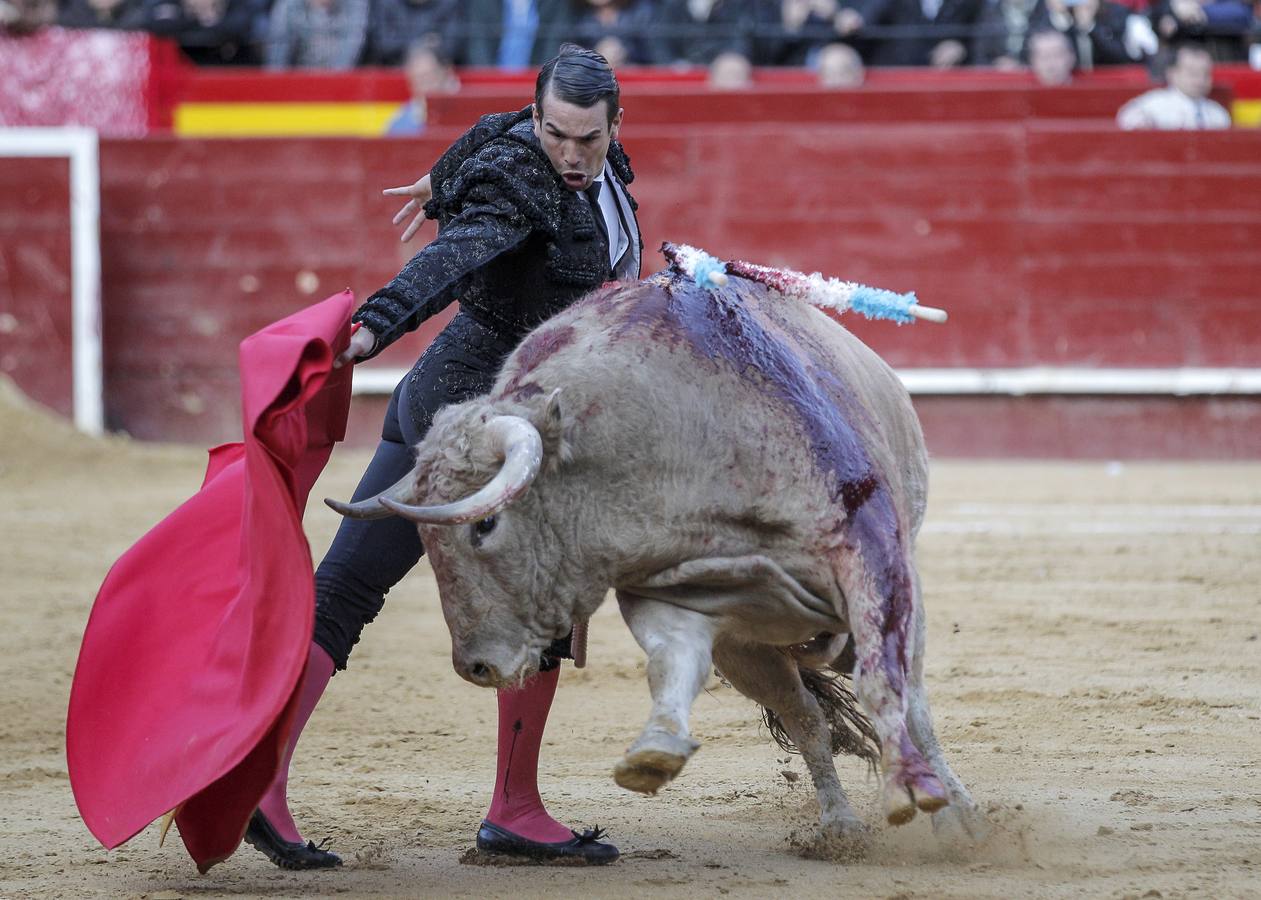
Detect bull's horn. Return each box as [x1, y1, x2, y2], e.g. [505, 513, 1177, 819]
[324, 468, 418, 520]
[378, 416, 543, 525]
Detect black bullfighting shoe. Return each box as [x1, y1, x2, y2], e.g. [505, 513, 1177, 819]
[244, 810, 343, 870]
[476, 820, 620, 865]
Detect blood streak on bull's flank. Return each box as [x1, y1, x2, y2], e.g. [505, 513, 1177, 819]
[654, 272, 915, 698]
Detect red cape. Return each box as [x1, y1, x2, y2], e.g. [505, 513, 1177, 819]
[67, 292, 356, 872]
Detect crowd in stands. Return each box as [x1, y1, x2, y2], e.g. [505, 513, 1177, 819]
[2, 0, 1255, 70]
[1, 0, 1251, 131]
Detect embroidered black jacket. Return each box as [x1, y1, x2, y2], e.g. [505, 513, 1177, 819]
[353, 107, 640, 355]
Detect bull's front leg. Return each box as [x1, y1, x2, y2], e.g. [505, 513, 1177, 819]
[614, 592, 715, 795]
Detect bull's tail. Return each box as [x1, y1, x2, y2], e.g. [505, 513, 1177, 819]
[762, 664, 880, 771]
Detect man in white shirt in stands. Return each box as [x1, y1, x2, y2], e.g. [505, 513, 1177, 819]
[1117, 42, 1232, 129]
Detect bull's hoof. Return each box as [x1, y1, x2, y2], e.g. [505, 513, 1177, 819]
[884, 787, 918, 826]
[883, 769, 948, 825]
[614, 748, 687, 795]
[911, 778, 950, 814]
[796, 818, 871, 862]
[613, 733, 698, 795]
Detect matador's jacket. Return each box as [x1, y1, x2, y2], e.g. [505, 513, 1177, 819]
[352, 106, 642, 355]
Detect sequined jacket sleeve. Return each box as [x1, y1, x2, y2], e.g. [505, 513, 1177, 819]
[351, 190, 531, 354]
[352, 117, 539, 356]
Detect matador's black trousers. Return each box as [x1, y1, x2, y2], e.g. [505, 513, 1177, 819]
[312, 311, 518, 670]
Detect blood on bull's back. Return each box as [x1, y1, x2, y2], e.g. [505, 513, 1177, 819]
[493, 270, 927, 550]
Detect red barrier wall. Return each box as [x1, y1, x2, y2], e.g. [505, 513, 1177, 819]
[0, 156, 74, 417]
[2, 121, 1259, 456]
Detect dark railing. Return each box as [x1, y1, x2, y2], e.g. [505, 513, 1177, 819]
[9, 11, 1258, 66]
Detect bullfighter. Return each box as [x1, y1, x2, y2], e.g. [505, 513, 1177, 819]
[245, 43, 639, 869]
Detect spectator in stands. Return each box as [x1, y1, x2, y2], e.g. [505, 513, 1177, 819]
[59, 0, 147, 28]
[708, 47, 754, 85]
[463, 0, 575, 68]
[1116, 40, 1231, 126]
[1026, 0, 1140, 66]
[145, 0, 264, 64]
[573, 0, 659, 66]
[364, 0, 460, 66]
[744, 0, 836, 65]
[971, 0, 1039, 66]
[385, 39, 460, 135]
[265, 0, 368, 68]
[1, 0, 55, 31]
[1027, 25, 1076, 79]
[1125, 11, 1159, 57]
[654, 0, 748, 65]
[1150, 0, 1252, 59]
[837, 0, 987, 67]
[816, 39, 866, 83]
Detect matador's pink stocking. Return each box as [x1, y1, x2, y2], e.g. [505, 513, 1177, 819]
[484, 666, 573, 842]
[257, 642, 335, 843]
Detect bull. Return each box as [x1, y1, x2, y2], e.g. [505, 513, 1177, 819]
[331, 250, 982, 849]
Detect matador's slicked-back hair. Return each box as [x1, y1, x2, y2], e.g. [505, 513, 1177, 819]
[535, 43, 620, 125]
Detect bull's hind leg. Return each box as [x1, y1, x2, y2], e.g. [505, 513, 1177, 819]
[712, 638, 867, 847]
[833, 533, 948, 826]
[614, 593, 714, 795]
[904, 572, 986, 840]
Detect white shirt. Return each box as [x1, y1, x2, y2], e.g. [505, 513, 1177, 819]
[1116, 88, 1232, 131]
[591, 166, 629, 270]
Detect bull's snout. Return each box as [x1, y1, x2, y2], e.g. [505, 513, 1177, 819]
[455, 657, 502, 687]
[452, 640, 535, 688]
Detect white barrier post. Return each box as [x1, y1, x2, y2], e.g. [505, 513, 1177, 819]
[0, 127, 103, 434]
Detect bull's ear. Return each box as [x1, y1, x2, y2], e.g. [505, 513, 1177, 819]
[544, 388, 562, 429]
[535, 388, 571, 468]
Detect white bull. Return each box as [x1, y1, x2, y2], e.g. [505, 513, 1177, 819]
[332, 259, 983, 849]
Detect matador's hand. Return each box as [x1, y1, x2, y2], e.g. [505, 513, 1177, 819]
[383, 174, 433, 242]
[334, 326, 376, 368]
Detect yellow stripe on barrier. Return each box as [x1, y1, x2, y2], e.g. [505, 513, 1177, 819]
[174, 103, 403, 136]
[1232, 100, 1261, 128]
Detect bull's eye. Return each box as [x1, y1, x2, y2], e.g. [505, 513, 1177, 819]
[470, 515, 497, 547]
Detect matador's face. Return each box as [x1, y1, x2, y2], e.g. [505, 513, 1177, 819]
[532, 89, 624, 193]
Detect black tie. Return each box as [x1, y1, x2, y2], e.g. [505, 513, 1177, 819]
[584, 181, 610, 254]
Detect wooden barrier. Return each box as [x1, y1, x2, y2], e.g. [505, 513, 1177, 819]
[1, 120, 1258, 456]
[0, 156, 74, 417]
[426, 83, 1205, 128]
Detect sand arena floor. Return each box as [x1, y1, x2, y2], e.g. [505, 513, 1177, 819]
[1, 381, 1259, 899]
